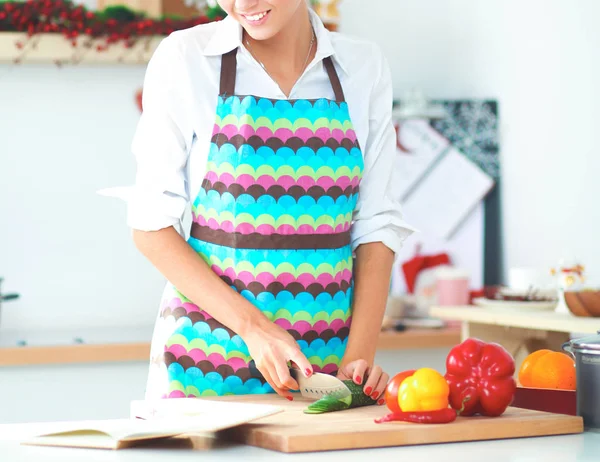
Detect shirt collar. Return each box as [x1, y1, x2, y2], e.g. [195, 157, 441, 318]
[201, 8, 348, 75]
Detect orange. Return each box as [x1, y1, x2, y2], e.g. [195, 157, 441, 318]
[518, 349, 553, 387]
[518, 350, 576, 390]
[531, 352, 577, 390]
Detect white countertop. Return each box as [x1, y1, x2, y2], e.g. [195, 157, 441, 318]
[1, 429, 599, 462]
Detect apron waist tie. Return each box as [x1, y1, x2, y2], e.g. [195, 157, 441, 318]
[190, 223, 351, 250]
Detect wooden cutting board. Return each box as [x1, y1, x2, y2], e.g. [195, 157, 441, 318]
[196, 395, 583, 453]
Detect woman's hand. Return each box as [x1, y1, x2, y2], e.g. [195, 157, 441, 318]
[337, 359, 389, 405]
[242, 319, 313, 400]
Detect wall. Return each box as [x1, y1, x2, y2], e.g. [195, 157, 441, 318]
[341, 0, 600, 285]
[1, 64, 166, 332]
[1, 0, 599, 333]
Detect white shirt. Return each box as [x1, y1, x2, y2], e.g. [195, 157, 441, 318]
[120, 9, 415, 255]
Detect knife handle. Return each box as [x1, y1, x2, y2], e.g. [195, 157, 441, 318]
[248, 360, 299, 380]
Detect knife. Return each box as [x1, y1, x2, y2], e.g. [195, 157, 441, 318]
[248, 360, 351, 401]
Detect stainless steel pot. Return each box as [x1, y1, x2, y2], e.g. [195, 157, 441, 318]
[563, 331, 600, 431]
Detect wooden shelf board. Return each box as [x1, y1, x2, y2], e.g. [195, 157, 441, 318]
[0, 342, 150, 367]
[0, 32, 161, 64]
[430, 305, 600, 334]
[377, 326, 460, 350]
[0, 328, 459, 367]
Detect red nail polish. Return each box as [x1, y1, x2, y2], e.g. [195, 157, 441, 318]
[355, 376, 362, 384]
[378, 398, 385, 405]
[364, 387, 372, 395]
[286, 396, 294, 401]
[372, 392, 379, 400]
[305, 368, 312, 377]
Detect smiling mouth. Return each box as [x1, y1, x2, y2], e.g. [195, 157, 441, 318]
[241, 10, 271, 23]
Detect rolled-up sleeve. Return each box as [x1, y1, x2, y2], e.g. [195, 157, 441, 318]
[351, 46, 417, 256]
[127, 35, 193, 232]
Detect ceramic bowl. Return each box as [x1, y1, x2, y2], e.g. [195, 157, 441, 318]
[565, 290, 600, 317]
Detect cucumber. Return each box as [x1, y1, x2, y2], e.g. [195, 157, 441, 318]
[304, 380, 377, 414]
[345, 381, 378, 407]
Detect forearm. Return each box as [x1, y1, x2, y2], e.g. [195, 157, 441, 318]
[132, 227, 268, 336]
[343, 242, 394, 366]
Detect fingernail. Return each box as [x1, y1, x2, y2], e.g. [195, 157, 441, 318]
[371, 392, 379, 400]
[305, 368, 312, 377]
[355, 376, 362, 384]
[364, 387, 372, 395]
[378, 398, 385, 406]
[286, 396, 294, 401]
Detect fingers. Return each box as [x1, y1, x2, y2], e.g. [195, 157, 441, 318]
[373, 372, 390, 405]
[261, 365, 293, 400]
[289, 350, 313, 378]
[273, 355, 299, 391]
[350, 359, 369, 385]
[363, 365, 382, 397]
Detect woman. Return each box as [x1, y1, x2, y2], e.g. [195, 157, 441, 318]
[127, 0, 414, 403]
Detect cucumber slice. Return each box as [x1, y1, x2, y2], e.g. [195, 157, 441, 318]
[304, 394, 352, 414]
[304, 380, 377, 414]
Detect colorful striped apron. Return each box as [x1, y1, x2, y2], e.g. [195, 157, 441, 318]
[146, 48, 364, 398]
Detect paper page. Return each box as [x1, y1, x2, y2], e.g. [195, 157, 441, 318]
[24, 418, 215, 443]
[25, 419, 177, 442]
[392, 120, 450, 200]
[19, 400, 282, 449]
[24, 430, 119, 450]
[401, 147, 495, 240]
[130, 398, 282, 431]
[121, 417, 235, 441]
[20, 419, 126, 440]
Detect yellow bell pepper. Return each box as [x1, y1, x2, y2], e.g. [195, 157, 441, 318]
[398, 368, 450, 412]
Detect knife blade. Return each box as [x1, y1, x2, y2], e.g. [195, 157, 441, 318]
[248, 360, 351, 401]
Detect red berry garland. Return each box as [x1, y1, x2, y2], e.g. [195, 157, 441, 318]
[0, 0, 223, 58]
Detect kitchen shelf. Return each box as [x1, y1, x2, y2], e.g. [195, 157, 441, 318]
[0, 342, 151, 367]
[0, 326, 461, 367]
[377, 326, 460, 350]
[430, 305, 600, 334]
[0, 32, 161, 64]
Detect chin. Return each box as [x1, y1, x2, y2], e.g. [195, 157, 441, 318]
[244, 27, 281, 41]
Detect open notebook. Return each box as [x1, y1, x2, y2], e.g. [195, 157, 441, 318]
[21, 399, 282, 450]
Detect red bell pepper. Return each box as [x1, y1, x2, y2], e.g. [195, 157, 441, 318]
[444, 338, 517, 417]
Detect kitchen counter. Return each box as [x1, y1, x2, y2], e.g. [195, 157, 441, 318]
[1, 431, 599, 462]
[0, 347, 451, 425]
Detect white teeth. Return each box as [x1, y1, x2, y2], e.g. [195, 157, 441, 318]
[246, 11, 267, 21]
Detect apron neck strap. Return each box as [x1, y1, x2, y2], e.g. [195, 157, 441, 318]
[219, 48, 346, 103]
[322, 56, 345, 103]
[220, 48, 238, 97]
